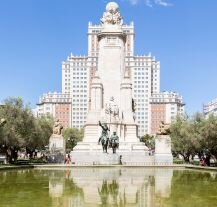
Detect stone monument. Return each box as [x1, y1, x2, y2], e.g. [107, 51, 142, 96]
[71, 2, 149, 165]
[154, 121, 173, 165]
[49, 119, 65, 155]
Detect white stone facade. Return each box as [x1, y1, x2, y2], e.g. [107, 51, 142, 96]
[131, 55, 160, 136]
[37, 92, 72, 128]
[62, 56, 90, 129]
[203, 98, 217, 117]
[150, 91, 185, 135]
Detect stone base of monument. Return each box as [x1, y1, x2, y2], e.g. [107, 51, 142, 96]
[154, 154, 173, 166]
[154, 135, 173, 165]
[73, 141, 148, 152]
[49, 134, 65, 152]
[48, 134, 65, 163]
[118, 151, 154, 166]
[70, 151, 120, 165]
[70, 142, 155, 165]
[71, 135, 174, 166]
[70, 150, 155, 166]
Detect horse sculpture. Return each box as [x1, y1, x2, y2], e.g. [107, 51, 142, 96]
[98, 121, 110, 153]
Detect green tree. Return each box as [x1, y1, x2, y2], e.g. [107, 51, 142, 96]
[170, 113, 217, 164]
[170, 115, 197, 162]
[0, 97, 35, 162]
[0, 97, 53, 162]
[140, 134, 155, 149]
[25, 116, 53, 155]
[63, 128, 84, 151]
[199, 114, 217, 162]
[189, 113, 205, 159]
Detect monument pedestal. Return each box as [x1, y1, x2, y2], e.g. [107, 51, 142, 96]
[71, 151, 120, 165]
[70, 141, 151, 165]
[154, 135, 173, 165]
[49, 134, 65, 153]
[49, 134, 65, 163]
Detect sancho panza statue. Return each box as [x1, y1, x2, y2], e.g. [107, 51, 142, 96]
[53, 119, 63, 135]
[109, 131, 119, 154]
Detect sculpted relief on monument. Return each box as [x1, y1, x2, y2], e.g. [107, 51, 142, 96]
[52, 119, 63, 136]
[104, 96, 119, 123]
[101, 2, 123, 25]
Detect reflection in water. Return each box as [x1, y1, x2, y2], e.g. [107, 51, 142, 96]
[98, 180, 119, 206]
[47, 168, 173, 207]
[0, 168, 216, 207]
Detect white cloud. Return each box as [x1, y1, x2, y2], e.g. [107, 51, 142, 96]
[154, 0, 172, 7]
[123, 0, 172, 7]
[128, 0, 140, 5]
[144, 0, 153, 7]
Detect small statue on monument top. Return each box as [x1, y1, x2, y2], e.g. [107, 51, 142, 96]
[53, 119, 63, 135]
[101, 2, 123, 25]
[157, 121, 170, 135]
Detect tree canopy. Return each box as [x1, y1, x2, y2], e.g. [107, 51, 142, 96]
[63, 128, 84, 151]
[0, 97, 53, 162]
[170, 113, 217, 163]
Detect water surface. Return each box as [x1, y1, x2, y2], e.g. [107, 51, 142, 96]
[0, 167, 216, 207]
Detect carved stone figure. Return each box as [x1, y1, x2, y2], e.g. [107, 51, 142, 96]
[157, 121, 170, 135]
[109, 132, 119, 154]
[52, 119, 63, 135]
[105, 97, 119, 123]
[132, 99, 136, 113]
[98, 121, 110, 153]
[101, 2, 123, 25]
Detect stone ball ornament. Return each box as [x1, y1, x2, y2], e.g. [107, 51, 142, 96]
[106, 2, 119, 13]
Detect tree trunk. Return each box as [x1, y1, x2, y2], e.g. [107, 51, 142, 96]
[184, 156, 190, 162]
[8, 147, 18, 163]
[205, 155, 211, 166]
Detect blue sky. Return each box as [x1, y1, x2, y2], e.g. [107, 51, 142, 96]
[0, 0, 217, 114]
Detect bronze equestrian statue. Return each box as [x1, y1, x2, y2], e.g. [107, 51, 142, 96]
[98, 121, 110, 153]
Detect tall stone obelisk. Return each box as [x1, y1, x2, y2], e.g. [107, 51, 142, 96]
[71, 2, 149, 164]
[81, 2, 140, 143]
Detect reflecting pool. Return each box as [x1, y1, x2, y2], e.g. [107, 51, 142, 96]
[0, 167, 216, 207]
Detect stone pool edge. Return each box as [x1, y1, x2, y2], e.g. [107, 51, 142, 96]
[0, 164, 216, 172]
